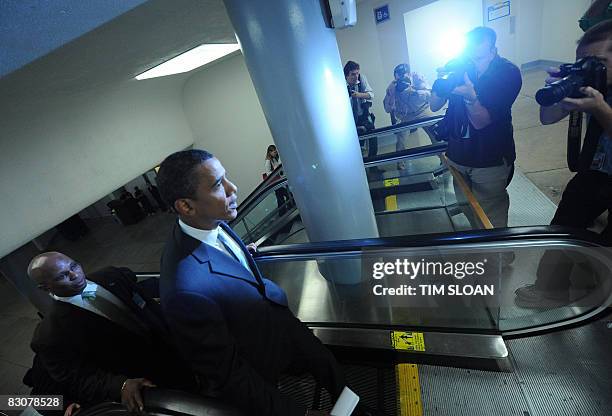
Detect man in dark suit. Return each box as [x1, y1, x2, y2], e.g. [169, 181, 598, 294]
[27, 252, 193, 413]
[157, 149, 345, 416]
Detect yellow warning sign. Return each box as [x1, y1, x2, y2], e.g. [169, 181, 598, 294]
[391, 331, 426, 352]
[384, 178, 400, 187]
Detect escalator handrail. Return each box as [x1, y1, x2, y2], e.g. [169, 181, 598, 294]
[358, 114, 445, 140]
[237, 164, 284, 216]
[232, 143, 449, 225]
[363, 142, 447, 166]
[253, 225, 609, 258]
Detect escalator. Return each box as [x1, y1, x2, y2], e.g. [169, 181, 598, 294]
[231, 116, 486, 246]
[77, 118, 612, 415]
[79, 227, 611, 416]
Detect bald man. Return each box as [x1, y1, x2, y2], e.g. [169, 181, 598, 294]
[28, 252, 193, 413]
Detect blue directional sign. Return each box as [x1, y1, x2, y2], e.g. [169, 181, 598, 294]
[374, 5, 390, 24]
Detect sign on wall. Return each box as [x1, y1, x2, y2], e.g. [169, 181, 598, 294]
[374, 4, 390, 24]
[487, 0, 510, 21]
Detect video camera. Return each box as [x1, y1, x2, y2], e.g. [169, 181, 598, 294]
[535, 56, 607, 106]
[432, 57, 477, 99]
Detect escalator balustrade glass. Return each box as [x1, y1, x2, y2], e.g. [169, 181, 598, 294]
[256, 233, 612, 336]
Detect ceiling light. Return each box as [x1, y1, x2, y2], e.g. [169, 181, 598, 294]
[136, 43, 241, 80]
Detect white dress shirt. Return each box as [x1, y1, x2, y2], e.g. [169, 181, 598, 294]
[178, 219, 252, 274]
[52, 280, 148, 335]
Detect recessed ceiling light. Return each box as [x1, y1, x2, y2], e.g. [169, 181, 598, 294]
[136, 43, 241, 80]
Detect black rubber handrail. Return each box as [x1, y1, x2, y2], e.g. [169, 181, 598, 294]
[237, 164, 283, 215]
[358, 115, 444, 139]
[254, 226, 608, 258]
[363, 142, 447, 166]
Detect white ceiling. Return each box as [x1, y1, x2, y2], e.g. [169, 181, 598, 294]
[0, 0, 235, 106]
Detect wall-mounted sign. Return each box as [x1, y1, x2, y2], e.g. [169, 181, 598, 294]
[374, 4, 390, 24]
[487, 1, 510, 21]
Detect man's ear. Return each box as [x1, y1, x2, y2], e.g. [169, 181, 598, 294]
[174, 198, 194, 216]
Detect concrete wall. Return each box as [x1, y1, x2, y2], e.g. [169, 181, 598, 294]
[183, 53, 274, 201]
[540, 0, 590, 63]
[336, 0, 436, 126]
[0, 75, 194, 259]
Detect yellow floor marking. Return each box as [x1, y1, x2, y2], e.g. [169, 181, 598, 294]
[397, 363, 423, 416]
[385, 195, 398, 211]
[384, 177, 399, 211]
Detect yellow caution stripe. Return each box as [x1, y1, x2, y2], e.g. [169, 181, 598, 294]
[385, 195, 398, 211]
[384, 177, 400, 211]
[396, 363, 423, 416]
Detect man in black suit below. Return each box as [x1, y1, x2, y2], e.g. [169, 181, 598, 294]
[28, 252, 192, 413]
[157, 149, 345, 416]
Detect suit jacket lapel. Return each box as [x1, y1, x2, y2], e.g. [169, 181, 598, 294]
[220, 222, 266, 284]
[174, 222, 262, 288]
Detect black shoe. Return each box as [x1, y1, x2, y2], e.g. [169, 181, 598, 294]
[352, 403, 386, 416]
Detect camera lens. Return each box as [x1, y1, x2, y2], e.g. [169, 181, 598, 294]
[535, 75, 583, 106]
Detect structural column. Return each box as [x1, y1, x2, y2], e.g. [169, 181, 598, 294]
[222, 0, 379, 250]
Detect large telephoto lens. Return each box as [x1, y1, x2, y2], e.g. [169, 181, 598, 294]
[535, 74, 584, 106]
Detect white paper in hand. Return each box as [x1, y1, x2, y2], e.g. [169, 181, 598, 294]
[330, 386, 360, 416]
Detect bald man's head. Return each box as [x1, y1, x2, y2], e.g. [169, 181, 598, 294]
[28, 252, 87, 297]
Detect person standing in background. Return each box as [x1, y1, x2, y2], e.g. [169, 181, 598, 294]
[264, 144, 291, 216]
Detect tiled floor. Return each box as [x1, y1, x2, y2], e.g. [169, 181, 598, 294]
[0, 68, 604, 398]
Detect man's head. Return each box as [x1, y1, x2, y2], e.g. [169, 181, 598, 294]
[157, 149, 238, 230]
[394, 64, 410, 81]
[344, 61, 360, 85]
[464, 26, 497, 75]
[28, 252, 87, 297]
[577, 20, 612, 86]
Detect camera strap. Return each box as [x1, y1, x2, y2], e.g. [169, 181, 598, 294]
[567, 110, 604, 172]
[567, 111, 582, 172]
[579, 114, 604, 172]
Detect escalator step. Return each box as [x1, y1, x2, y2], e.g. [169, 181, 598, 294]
[278, 364, 397, 415]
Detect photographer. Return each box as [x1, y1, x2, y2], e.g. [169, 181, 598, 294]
[344, 60, 378, 157]
[515, 21, 612, 308]
[384, 64, 435, 169]
[430, 26, 522, 228]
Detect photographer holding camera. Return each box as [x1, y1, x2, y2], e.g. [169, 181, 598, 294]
[384, 64, 435, 169]
[430, 27, 522, 228]
[515, 21, 612, 308]
[344, 60, 378, 157]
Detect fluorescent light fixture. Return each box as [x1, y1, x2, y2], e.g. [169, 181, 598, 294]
[136, 43, 241, 80]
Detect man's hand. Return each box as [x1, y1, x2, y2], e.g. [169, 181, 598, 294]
[246, 243, 257, 254]
[451, 73, 477, 101]
[64, 403, 80, 416]
[351, 91, 371, 100]
[561, 86, 608, 114]
[544, 65, 564, 85]
[121, 378, 156, 413]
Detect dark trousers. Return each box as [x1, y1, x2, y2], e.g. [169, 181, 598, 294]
[535, 171, 612, 292]
[277, 309, 345, 401]
[274, 187, 291, 216]
[551, 171, 612, 242]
